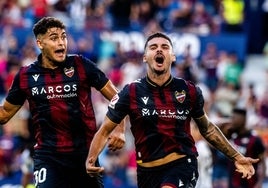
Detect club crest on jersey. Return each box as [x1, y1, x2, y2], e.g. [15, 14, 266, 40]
[175, 90, 186, 103]
[64, 67, 74, 77]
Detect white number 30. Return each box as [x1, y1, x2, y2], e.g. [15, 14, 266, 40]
[34, 168, 47, 186]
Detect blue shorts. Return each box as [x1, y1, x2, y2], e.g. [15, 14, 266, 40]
[33, 152, 103, 188]
[137, 156, 198, 188]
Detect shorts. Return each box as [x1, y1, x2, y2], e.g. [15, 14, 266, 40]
[137, 156, 198, 188]
[33, 152, 103, 188]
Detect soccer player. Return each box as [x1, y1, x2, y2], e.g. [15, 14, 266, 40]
[228, 108, 266, 188]
[0, 17, 125, 188]
[86, 32, 259, 188]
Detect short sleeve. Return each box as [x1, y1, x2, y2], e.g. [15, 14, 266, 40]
[6, 71, 26, 105]
[106, 84, 130, 124]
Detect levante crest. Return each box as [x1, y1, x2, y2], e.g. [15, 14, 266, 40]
[64, 67, 74, 77]
[175, 90, 186, 103]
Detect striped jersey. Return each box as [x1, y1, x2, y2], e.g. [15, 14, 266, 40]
[107, 76, 205, 163]
[6, 54, 109, 155]
[229, 131, 265, 187]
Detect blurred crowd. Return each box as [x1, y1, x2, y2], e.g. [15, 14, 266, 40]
[1, 0, 268, 187]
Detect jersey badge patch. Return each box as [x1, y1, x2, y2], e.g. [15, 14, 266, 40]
[175, 90, 186, 103]
[64, 67, 74, 77]
[109, 94, 119, 109]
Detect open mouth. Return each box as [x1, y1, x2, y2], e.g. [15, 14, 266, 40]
[55, 49, 65, 54]
[155, 55, 164, 64]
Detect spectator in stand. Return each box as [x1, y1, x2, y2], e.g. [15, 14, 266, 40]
[31, 0, 50, 23]
[189, 1, 214, 35]
[0, 0, 24, 27]
[216, 50, 229, 86]
[256, 87, 268, 128]
[175, 43, 199, 83]
[170, 0, 194, 31]
[134, 0, 157, 30]
[108, 0, 137, 31]
[200, 42, 220, 93]
[219, 0, 245, 33]
[223, 51, 243, 90]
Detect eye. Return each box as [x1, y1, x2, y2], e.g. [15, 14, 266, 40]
[50, 36, 58, 41]
[61, 34, 67, 40]
[149, 45, 157, 50]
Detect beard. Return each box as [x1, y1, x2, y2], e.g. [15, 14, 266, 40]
[153, 67, 167, 75]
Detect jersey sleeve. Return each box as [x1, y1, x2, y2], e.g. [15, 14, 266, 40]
[106, 85, 130, 124]
[81, 55, 109, 90]
[191, 85, 205, 118]
[253, 136, 266, 156]
[6, 70, 27, 105]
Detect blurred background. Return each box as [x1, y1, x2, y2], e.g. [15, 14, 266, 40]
[0, 0, 268, 187]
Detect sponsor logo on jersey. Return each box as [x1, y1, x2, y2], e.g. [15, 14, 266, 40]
[31, 84, 78, 99]
[141, 108, 189, 120]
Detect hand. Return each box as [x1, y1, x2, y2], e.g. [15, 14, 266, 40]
[234, 156, 259, 179]
[107, 128, 125, 151]
[85, 157, 104, 177]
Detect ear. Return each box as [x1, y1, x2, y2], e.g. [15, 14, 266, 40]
[171, 53, 176, 62]
[143, 55, 147, 63]
[36, 39, 43, 50]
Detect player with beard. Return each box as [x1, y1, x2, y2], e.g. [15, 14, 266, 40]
[86, 32, 259, 188]
[0, 17, 125, 188]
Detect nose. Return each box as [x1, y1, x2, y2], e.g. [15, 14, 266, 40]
[157, 49, 162, 53]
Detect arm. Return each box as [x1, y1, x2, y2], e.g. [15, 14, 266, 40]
[99, 80, 125, 151]
[194, 113, 259, 179]
[86, 116, 118, 176]
[254, 153, 266, 188]
[0, 100, 22, 125]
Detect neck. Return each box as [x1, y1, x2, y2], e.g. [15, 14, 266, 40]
[147, 72, 171, 86]
[42, 57, 59, 69]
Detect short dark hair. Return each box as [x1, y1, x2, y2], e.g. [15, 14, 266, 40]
[33, 17, 66, 38]
[144, 32, 173, 50]
[233, 108, 247, 116]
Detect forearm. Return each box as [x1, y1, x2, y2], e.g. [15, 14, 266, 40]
[87, 117, 118, 162]
[87, 128, 110, 163]
[195, 114, 242, 161]
[0, 101, 21, 124]
[112, 118, 125, 133]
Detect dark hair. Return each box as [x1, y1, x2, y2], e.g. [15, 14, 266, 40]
[233, 108, 247, 116]
[33, 17, 66, 38]
[144, 32, 173, 50]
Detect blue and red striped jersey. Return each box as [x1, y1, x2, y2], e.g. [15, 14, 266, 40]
[107, 76, 205, 162]
[6, 54, 109, 154]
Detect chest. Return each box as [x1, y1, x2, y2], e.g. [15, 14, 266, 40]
[20, 67, 87, 101]
[129, 85, 192, 120]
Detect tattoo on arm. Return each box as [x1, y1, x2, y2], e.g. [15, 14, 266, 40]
[194, 115, 240, 161]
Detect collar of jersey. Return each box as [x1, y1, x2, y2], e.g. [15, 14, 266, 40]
[146, 75, 173, 88]
[35, 54, 68, 69]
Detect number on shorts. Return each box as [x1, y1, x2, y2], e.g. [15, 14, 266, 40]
[34, 168, 47, 186]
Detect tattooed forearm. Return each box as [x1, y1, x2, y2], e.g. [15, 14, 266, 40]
[194, 114, 241, 161]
